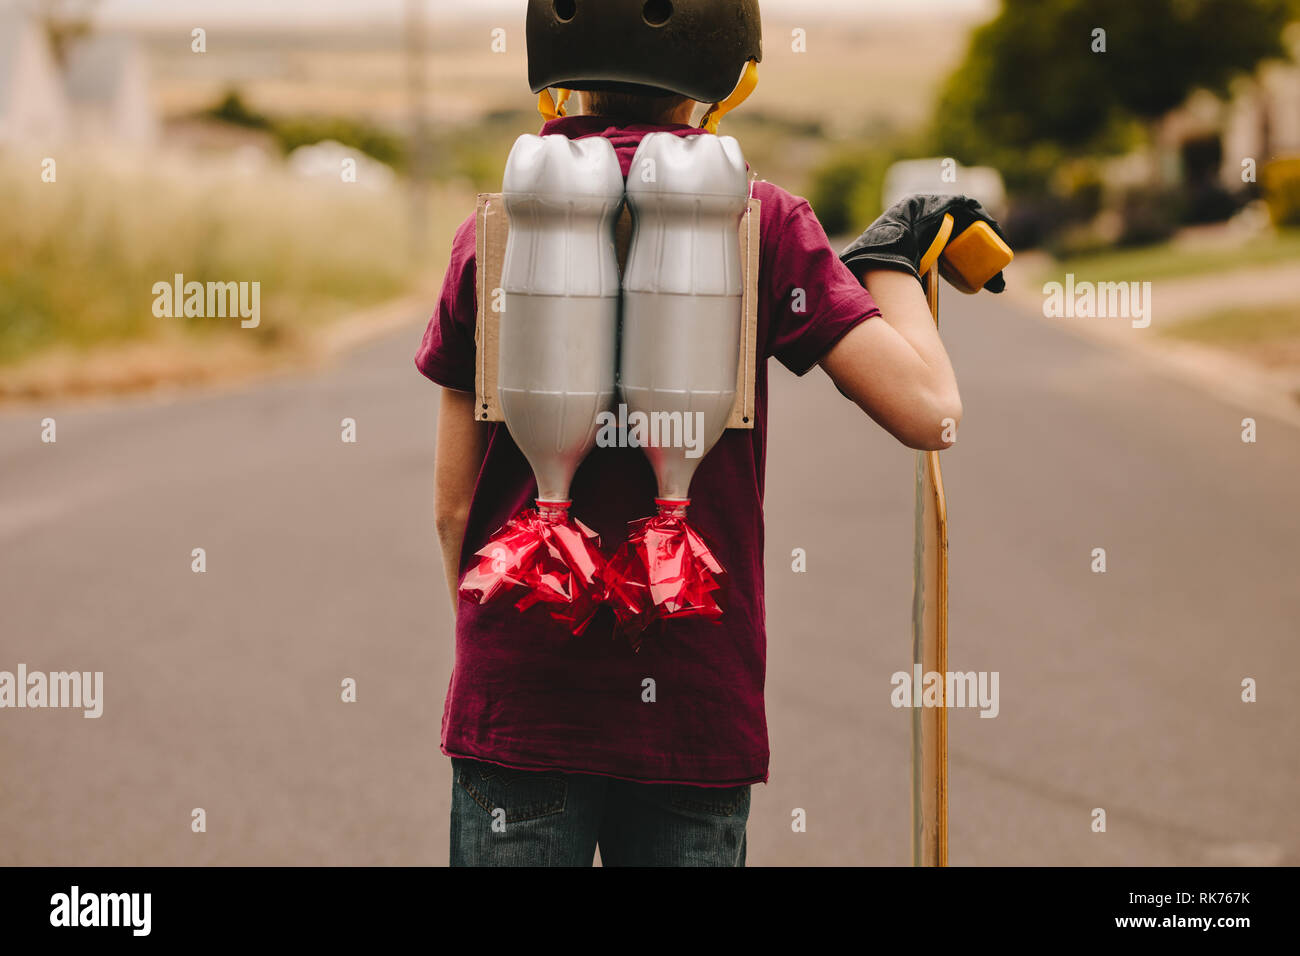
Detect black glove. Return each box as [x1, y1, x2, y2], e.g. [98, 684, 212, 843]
[839, 194, 1008, 293]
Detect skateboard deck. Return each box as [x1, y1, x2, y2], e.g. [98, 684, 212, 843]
[911, 266, 949, 867]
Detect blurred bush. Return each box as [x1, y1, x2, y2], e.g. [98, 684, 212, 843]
[1002, 194, 1072, 252]
[1116, 187, 1186, 247]
[1263, 157, 1300, 226]
[807, 148, 871, 237]
[1054, 163, 1106, 224]
[807, 144, 911, 238]
[1180, 133, 1247, 224]
[1185, 183, 1247, 225]
[429, 110, 533, 192]
[205, 89, 408, 170]
[206, 90, 271, 130]
[275, 118, 406, 171]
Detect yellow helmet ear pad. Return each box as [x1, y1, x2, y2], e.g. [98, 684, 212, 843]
[701, 61, 759, 135]
[538, 87, 572, 121]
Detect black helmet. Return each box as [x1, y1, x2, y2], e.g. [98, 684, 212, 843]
[527, 0, 763, 104]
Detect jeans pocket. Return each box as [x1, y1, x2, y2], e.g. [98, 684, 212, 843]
[455, 759, 567, 824]
[668, 783, 751, 818]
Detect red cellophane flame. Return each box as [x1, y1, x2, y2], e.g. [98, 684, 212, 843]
[604, 499, 726, 648]
[459, 500, 607, 635]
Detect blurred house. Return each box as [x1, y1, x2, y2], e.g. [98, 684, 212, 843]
[61, 33, 158, 147]
[0, 5, 158, 149]
[1162, 31, 1300, 188]
[0, 6, 70, 144]
[1222, 55, 1300, 175]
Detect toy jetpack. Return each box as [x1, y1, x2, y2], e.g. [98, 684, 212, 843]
[458, 135, 623, 634]
[604, 133, 751, 643]
[460, 131, 752, 645]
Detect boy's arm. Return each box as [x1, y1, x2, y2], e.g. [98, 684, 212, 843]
[823, 195, 1009, 450]
[434, 387, 490, 612]
[819, 268, 962, 452]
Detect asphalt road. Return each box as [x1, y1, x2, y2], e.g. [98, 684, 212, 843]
[2, 291, 1297, 866]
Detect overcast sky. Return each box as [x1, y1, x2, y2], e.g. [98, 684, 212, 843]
[87, 0, 996, 27]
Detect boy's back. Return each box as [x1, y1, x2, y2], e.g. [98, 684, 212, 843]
[416, 114, 883, 786]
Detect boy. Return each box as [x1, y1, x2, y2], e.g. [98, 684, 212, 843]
[415, 0, 1004, 867]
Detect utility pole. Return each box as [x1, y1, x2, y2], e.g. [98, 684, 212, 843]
[405, 0, 431, 263]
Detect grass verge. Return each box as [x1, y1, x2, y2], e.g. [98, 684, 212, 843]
[1161, 304, 1300, 368]
[1042, 229, 1300, 286]
[0, 153, 470, 397]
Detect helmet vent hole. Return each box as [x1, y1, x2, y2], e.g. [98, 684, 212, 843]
[553, 0, 576, 22]
[642, 0, 672, 26]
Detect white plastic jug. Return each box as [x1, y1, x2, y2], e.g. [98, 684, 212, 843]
[500, 134, 624, 504]
[620, 132, 749, 501]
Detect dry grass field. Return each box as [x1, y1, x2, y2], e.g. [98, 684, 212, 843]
[140, 14, 978, 137]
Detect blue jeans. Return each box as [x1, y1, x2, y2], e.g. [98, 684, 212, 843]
[449, 757, 750, 867]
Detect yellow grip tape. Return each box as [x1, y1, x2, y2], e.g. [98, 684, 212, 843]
[918, 213, 955, 278]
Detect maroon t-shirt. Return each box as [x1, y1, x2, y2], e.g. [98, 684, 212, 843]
[416, 116, 880, 785]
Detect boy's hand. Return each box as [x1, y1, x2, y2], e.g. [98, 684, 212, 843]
[840, 195, 1009, 293]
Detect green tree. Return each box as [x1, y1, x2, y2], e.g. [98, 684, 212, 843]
[932, 0, 1297, 170]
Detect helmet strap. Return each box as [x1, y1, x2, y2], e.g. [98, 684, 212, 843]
[700, 61, 759, 134]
